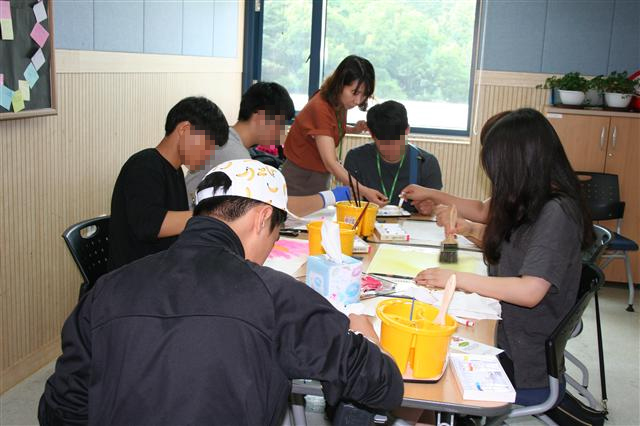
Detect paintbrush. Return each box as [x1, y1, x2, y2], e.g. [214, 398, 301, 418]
[439, 205, 459, 263]
[348, 173, 357, 207]
[352, 201, 370, 231]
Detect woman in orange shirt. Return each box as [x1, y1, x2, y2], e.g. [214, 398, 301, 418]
[282, 55, 388, 205]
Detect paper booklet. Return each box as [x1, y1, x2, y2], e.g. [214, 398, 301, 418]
[450, 353, 516, 403]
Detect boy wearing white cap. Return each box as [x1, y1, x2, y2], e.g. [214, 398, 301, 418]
[40, 159, 403, 426]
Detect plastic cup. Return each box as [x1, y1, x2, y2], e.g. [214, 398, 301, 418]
[376, 298, 457, 378]
[335, 201, 379, 237]
[306, 221, 356, 256]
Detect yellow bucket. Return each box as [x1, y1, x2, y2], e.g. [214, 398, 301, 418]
[306, 221, 356, 256]
[376, 298, 457, 378]
[335, 201, 379, 237]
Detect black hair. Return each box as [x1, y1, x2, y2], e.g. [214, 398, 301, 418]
[320, 55, 375, 111]
[366, 100, 408, 141]
[481, 108, 593, 264]
[237, 82, 295, 121]
[164, 96, 229, 147]
[193, 172, 287, 231]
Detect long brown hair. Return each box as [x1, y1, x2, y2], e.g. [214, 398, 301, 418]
[481, 109, 593, 264]
[319, 55, 375, 111]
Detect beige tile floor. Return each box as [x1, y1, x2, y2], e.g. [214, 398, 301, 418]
[1, 286, 638, 426]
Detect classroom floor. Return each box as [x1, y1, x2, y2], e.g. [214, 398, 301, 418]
[1, 285, 638, 426]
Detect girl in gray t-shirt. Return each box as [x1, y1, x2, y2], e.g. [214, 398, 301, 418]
[405, 108, 593, 406]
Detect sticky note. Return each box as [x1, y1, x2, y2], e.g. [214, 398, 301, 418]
[24, 63, 39, 88]
[0, 73, 3, 86]
[12, 90, 25, 112]
[19, 80, 30, 101]
[0, 1, 10, 20]
[0, 85, 12, 110]
[30, 22, 49, 47]
[31, 48, 45, 70]
[33, 1, 46, 22]
[0, 18, 13, 40]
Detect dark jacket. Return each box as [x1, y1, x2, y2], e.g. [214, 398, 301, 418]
[40, 216, 403, 425]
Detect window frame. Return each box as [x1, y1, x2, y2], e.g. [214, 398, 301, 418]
[243, 0, 480, 137]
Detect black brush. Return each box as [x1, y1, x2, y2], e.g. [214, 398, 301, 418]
[439, 206, 459, 264]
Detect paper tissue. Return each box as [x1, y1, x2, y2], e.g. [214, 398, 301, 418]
[306, 221, 363, 305]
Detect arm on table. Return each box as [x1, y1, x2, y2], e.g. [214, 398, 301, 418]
[400, 184, 490, 223]
[415, 270, 551, 308]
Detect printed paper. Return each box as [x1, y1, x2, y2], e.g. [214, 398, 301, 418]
[31, 48, 46, 70]
[0, 18, 13, 40]
[12, 90, 25, 112]
[0, 85, 13, 110]
[0, 73, 3, 86]
[30, 22, 49, 47]
[33, 1, 47, 22]
[24, 63, 39, 88]
[19, 80, 30, 101]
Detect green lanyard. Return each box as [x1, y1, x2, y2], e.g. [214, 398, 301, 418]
[376, 151, 406, 200]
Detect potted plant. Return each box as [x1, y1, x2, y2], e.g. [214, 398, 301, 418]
[539, 72, 590, 106]
[585, 75, 606, 106]
[602, 71, 636, 108]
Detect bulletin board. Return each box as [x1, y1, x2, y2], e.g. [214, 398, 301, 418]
[0, 0, 56, 120]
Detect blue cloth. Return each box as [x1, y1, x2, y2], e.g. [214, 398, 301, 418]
[332, 186, 351, 202]
[516, 382, 566, 406]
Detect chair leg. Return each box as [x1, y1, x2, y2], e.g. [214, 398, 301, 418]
[594, 292, 608, 412]
[565, 351, 589, 387]
[624, 252, 635, 312]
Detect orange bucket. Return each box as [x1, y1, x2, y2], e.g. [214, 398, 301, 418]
[335, 201, 378, 237]
[376, 298, 457, 378]
[306, 221, 356, 256]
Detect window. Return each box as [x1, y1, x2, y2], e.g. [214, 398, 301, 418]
[249, 0, 478, 136]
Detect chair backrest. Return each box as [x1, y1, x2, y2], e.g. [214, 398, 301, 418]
[62, 216, 110, 292]
[576, 172, 625, 221]
[546, 263, 604, 379]
[582, 224, 612, 264]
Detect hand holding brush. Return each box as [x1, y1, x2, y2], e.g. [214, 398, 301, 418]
[439, 205, 459, 263]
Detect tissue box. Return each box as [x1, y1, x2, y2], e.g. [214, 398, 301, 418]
[306, 254, 363, 305]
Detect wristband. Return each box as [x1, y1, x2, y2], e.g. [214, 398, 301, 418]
[319, 190, 335, 208]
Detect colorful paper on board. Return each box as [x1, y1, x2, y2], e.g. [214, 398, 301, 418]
[0, 85, 13, 110]
[12, 90, 25, 112]
[0, 1, 10, 20]
[33, 1, 47, 22]
[0, 73, 3, 86]
[30, 22, 49, 47]
[0, 18, 14, 40]
[19, 80, 30, 101]
[31, 48, 45, 70]
[24, 63, 39, 88]
[366, 244, 488, 278]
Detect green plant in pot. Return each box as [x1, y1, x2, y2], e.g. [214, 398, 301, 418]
[539, 72, 589, 106]
[585, 75, 606, 106]
[603, 71, 636, 108]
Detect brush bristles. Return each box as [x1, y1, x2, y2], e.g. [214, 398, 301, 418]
[439, 241, 459, 263]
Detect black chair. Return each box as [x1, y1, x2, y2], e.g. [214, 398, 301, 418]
[506, 263, 605, 424]
[564, 225, 612, 411]
[62, 215, 110, 298]
[577, 171, 638, 312]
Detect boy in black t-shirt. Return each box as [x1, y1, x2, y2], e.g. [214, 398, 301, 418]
[344, 101, 442, 213]
[108, 96, 229, 271]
